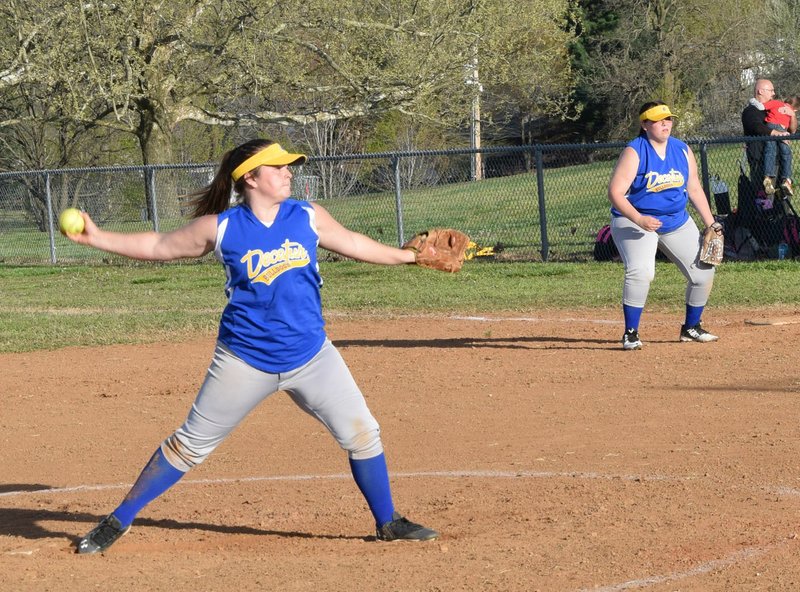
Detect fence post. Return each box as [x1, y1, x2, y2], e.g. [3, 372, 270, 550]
[392, 156, 405, 246]
[535, 147, 549, 261]
[45, 172, 57, 264]
[699, 142, 711, 201]
[145, 166, 160, 232]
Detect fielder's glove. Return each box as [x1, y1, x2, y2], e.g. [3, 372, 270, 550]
[699, 221, 724, 266]
[403, 228, 470, 273]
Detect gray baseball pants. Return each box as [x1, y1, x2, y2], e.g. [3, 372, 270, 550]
[160, 339, 383, 471]
[610, 215, 715, 308]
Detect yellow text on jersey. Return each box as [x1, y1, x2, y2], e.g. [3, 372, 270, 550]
[644, 169, 685, 193]
[241, 239, 311, 286]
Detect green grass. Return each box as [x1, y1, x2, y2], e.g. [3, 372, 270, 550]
[1, 260, 799, 353]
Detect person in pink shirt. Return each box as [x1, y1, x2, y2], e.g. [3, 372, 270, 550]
[761, 95, 800, 196]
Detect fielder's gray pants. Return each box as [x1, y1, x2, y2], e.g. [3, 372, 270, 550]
[610, 216, 715, 308]
[161, 339, 383, 472]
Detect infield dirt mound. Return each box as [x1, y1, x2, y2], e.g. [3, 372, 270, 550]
[2, 309, 800, 591]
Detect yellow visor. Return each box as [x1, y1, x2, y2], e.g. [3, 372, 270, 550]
[231, 144, 307, 181]
[639, 105, 676, 122]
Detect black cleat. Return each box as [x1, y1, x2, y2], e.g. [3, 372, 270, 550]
[376, 512, 439, 541]
[76, 514, 130, 554]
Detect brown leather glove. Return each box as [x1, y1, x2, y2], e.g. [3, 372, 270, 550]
[402, 228, 470, 273]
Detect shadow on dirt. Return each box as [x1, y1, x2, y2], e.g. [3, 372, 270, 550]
[334, 336, 610, 349]
[0, 505, 365, 545]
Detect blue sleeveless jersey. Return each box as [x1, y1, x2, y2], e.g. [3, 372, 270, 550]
[214, 200, 326, 373]
[611, 136, 690, 233]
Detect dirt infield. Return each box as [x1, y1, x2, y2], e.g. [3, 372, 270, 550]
[2, 309, 800, 591]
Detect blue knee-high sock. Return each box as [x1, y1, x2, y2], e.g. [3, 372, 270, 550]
[349, 453, 395, 527]
[685, 304, 704, 328]
[112, 448, 186, 527]
[623, 304, 644, 331]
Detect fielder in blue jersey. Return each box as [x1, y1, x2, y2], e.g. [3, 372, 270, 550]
[607, 101, 721, 351]
[64, 139, 439, 553]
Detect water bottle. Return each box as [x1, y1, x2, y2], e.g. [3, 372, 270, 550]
[778, 242, 789, 260]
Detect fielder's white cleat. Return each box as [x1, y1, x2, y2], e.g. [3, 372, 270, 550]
[679, 323, 719, 343]
[622, 328, 642, 350]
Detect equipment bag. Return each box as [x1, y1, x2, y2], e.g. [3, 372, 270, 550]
[783, 215, 800, 257]
[722, 212, 761, 261]
[593, 225, 619, 261]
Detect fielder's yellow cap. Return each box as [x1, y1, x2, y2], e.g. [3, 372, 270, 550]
[231, 144, 307, 181]
[639, 104, 676, 122]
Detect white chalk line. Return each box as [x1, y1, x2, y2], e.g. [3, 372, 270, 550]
[576, 542, 784, 592]
[451, 315, 619, 324]
[0, 469, 677, 499]
[771, 486, 800, 496]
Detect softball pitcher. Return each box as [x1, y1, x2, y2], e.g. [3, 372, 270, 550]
[64, 139, 439, 554]
[608, 101, 720, 351]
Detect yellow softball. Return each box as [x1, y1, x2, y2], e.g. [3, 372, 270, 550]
[59, 208, 85, 234]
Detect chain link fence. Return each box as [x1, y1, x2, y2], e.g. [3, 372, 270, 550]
[0, 136, 797, 264]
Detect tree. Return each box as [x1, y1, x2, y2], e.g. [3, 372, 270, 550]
[363, 111, 459, 189]
[573, 0, 769, 140]
[470, 0, 578, 145]
[298, 119, 364, 199]
[753, 0, 800, 98]
[0, 54, 132, 229]
[0, 0, 578, 165]
[564, 1, 619, 142]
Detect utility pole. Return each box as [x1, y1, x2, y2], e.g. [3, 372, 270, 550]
[467, 50, 483, 181]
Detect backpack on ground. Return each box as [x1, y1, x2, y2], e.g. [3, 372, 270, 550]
[722, 212, 761, 261]
[593, 225, 619, 261]
[783, 214, 800, 257]
[736, 155, 786, 252]
[593, 224, 669, 262]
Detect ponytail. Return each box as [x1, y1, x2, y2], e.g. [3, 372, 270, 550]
[186, 139, 275, 218]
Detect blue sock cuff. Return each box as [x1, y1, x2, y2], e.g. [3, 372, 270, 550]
[349, 453, 395, 527]
[623, 304, 644, 331]
[685, 304, 704, 328]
